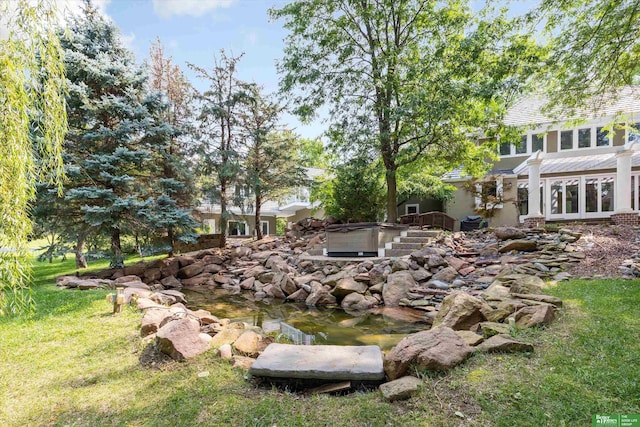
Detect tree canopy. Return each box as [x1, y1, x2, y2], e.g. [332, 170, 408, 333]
[271, 0, 545, 221]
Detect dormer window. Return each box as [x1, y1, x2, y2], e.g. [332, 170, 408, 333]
[561, 130, 573, 150]
[578, 128, 591, 148]
[515, 135, 527, 154]
[499, 141, 511, 155]
[532, 134, 544, 152]
[596, 127, 610, 146]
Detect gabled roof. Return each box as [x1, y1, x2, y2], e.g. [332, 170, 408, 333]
[505, 86, 640, 127]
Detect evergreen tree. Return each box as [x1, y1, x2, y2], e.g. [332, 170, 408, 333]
[59, 2, 186, 267]
[239, 86, 307, 239]
[189, 51, 247, 247]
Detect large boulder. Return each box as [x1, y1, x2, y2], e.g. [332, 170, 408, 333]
[305, 281, 337, 306]
[383, 271, 416, 307]
[340, 292, 378, 311]
[433, 292, 491, 331]
[431, 266, 458, 283]
[332, 277, 368, 299]
[494, 227, 526, 241]
[140, 307, 173, 336]
[384, 326, 474, 380]
[410, 247, 444, 265]
[513, 305, 556, 328]
[177, 262, 204, 279]
[155, 318, 211, 361]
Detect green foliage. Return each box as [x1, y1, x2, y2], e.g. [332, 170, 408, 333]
[0, 0, 67, 315]
[540, 0, 640, 111]
[312, 156, 386, 222]
[44, 4, 195, 268]
[271, 0, 547, 221]
[297, 137, 330, 168]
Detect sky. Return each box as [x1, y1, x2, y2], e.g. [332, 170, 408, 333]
[2, 0, 537, 139]
[90, 0, 325, 139]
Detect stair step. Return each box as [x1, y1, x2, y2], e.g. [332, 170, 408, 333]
[384, 248, 415, 257]
[389, 242, 424, 250]
[402, 230, 442, 238]
[398, 236, 433, 244]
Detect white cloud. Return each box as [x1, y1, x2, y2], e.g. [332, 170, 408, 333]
[152, 0, 237, 18]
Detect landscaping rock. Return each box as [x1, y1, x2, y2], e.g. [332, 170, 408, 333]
[155, 318, 211, 361]
[160, 275, 182, 289]
[140, 307, 173, 336]
[332, 277, 368, 299]
[494, 227, 526, 241]
[384, 327, 474, 380]
[341, 292, 378, 311]
[455, 330, 484, 346]
[233, 330, 271, 357]
[380, 376, 423, 401]
[432, 266, 457, 283]
[177, 262, 204, 279]
[513, 304, 556, 328]
[499, 240, 537, 253]
[383, 271, 416, 307]
[433, 292, 490, 331]
[219, 343, 233, 360]
[476, 334, 534, 353]
[210, 323, 246, 349]
[480, 322, 511, 337]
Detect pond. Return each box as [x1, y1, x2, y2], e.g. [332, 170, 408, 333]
[184, 289, 432, 351]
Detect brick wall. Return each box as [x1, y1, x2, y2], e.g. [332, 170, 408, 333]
[523, 216, 546, 228]
[611, 212, 640, 226]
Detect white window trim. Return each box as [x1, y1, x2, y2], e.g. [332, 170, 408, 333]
[260, 220, 269, 235]
[474, 176, 504, 209]
[499, 132, 547, 158]
[517, 180, 545, 224]
[405, 204, 420, 215]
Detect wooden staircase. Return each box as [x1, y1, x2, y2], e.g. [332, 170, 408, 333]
[383, 229, 442, 257]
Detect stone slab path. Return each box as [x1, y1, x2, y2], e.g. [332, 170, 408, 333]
[249, 343, 385, 381]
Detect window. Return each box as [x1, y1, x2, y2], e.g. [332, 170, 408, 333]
[517, 181, 544, 217]
[532, 134, 544, 152]
[406, 204, 419, 215]
[261, 220, 269, 236]
[596, 127, 609, 146]
[565, 179, 579, 214]
[629, 123, 640, 143]
[550, 178, 580, 216]
[499, 142, 511, 156]
[203, 219, 216, 234]
[515, 135, 527, 154]
[228, 221, 248, 236]
[475, 177, 503, 209]
[561, 130, 573, 150]
[585, 176, 614, 214]
[578, 128, 591, 148]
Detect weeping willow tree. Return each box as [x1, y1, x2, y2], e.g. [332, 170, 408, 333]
[0, 0, 67, 315]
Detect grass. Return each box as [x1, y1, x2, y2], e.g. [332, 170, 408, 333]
[1, 257, 639, 426]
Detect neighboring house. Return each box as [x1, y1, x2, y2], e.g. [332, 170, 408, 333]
[194, 167, 325, 236]
[443, 86, 640, 229]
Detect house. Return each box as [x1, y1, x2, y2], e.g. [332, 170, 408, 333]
[194, 167, 325, 236]
[441, 86, 640, 229]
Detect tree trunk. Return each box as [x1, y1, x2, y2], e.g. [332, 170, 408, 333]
[219, 180, 228, 248]
[254, 193, 263, 240]
[75, 234, 87, 269]
[386, 168, 398, 223]
[110, 228, 123, 268]
[167, 226, 175, 257]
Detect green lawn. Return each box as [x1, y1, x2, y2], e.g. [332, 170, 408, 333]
[1, 257, 638, 426]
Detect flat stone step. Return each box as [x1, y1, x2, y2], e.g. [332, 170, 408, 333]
[384, 248, 415, 257]
[402, 230, 442, 238]
[249, 343, 385, 381]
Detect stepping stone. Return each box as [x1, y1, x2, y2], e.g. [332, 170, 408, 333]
[249, 343, 385, 381]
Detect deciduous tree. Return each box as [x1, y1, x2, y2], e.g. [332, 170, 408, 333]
[0, 0, 67, 314]
[271, 0, 544, 222]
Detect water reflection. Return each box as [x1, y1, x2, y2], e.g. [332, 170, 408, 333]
[184, 289, 430, 351]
